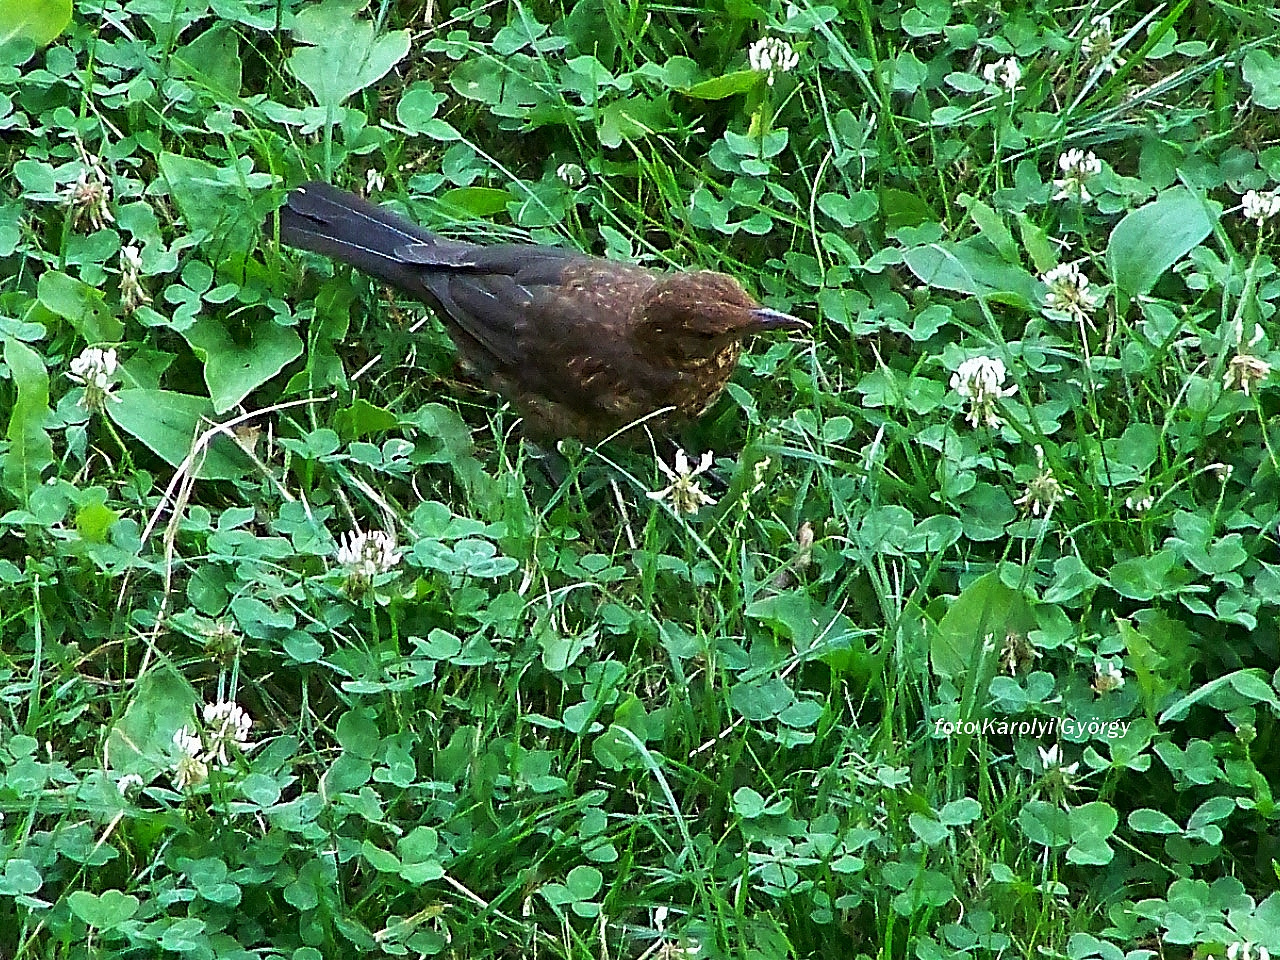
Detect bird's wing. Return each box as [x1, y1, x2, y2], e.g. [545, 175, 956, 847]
[395, 242, 591, 373]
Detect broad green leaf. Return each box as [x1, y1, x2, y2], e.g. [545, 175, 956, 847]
[172, 23, 242, 100]
[37, 270, 123, 343]
[75, 499, 119, 543]
[182, 315, 303, 413]
[106, 389, 254, 480]
[1128, 809, 1180, 834]
[157, 152, 258, 245]
[960, 195, 1018, 263]
[1018, 800, 1071, 848]
[0, 0, 71, 46]
[395, 87, 438, 122]
[930, 571, 1036, 681]
[909, 813, 950, 845]
[880, 188, 937, 230]
[939, 798, 982, 825]
[679, 70, 761, 100]
[68, 890, 140, 931]
[597, 94, 670, 149]
[288, 0, 410, 110]
[1107, 549, 1190, 601]
[903, 239, 1038, 307]
[1159, 668, 1279, 723]
[1243, 49, 1280, 109]
[729, 676, 795, 721]
[362, 840, 401, 873]
[1108, 189, 1215, 298]
[439, 187, 512, 218]
[103, 665, 198, 779]
[334, 398, 399, 440]
[733, 786, 768, 818]
[818, 190, 878, 227]
[1066, 802, 1118, 866]
[3, 337, 54, 499]
[565, 865, 602, 900]
[1017, 213, 1057, 274]
[0, 859, 42, 896]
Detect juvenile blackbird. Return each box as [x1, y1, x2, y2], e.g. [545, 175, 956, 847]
[274, 181, 807, 441]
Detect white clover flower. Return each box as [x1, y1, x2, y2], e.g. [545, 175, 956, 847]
[1092, 663, 1125, 694]
[556, 162, 586, 187]
[68, 346, 121, 412]
[172, 725, 209, 791]
[1224, 353, 1270, 396]
[201, 701, 255, 767]
[1041, 262, 1101, 325]
[1038, 744, 1080, 777]
[748, 36, 799, 86]
[1052, 148, 1103, 203]
[950, 356, 1017, 428]
[337, 529, 402, 594]
[1125, 491, 1155, 514]
[1242, 188, 1280, 225]
[648, 449, 716, 514]
[982, 56, 1022, 92]
[1227, 942, 1270, 960]
[1014, 444, 1071, 517]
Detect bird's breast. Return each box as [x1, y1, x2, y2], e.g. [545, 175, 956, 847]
[673, 343, 745, 415]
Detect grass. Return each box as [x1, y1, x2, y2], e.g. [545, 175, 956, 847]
[2, 0, 1280, 958]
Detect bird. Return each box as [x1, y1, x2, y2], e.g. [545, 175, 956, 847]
[273, 181, 807, 442]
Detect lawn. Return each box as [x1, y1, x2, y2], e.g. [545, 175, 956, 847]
[1, 1, 1279, 958]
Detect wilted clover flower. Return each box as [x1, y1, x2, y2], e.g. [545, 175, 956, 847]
[1242, 188, 1280, 225]
[651, 905, 700, 960]
[116, 772, 144, 797]
[119, 244, 151, 313]
[63, 159, 115, 232]
[1224, 353, 1270, 396]
[337, 528, 401, 595]
[201, 701, 255, 767]
[1080, 16, 1125, 73]
[1014, 445, 1071, 517]
[1052, 149, 1103, 203]
[1041, 262, 1100, 325]
[982, 56, 1022, 92]
[556, 162, 586, 187]
[1223, 323, 1269, 396]
[1092, 662, 1125, 694]
[950, 356, 1017, 428]
[748, 36, 799, 85]
[649, 449, 716, 515]
[68, 347, 121, 413]
[999, 631, 1040, 675]
[171, 726, 209, 791]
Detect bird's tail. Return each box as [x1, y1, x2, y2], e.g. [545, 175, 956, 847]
[274, 181, 437, 291]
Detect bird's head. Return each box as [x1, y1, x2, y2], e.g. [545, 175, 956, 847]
[634, 271, 807, 362]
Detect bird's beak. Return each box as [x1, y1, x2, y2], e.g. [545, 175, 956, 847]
[749, 307, 809, 333]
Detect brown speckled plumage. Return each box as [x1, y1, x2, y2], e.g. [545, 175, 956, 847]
[274, 182, 806, 441]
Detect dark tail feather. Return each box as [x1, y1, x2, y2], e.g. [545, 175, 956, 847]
[275, 181, 437, 290]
